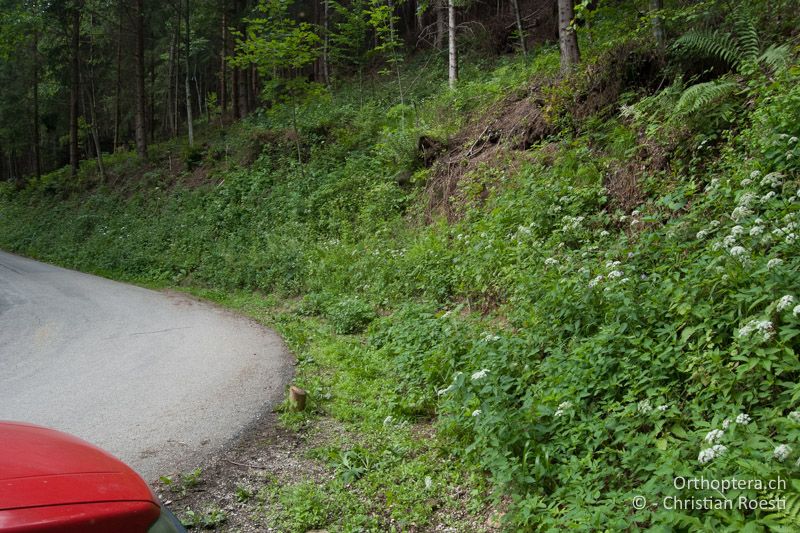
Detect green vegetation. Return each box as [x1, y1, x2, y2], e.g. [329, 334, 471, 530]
[2, 0, 800, 530]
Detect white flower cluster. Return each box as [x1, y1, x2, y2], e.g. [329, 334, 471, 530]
[773, 444, 792, 462]
[705, 429, 725, 444]
[589, 275, 604, 288]
[777, 295, 795, 312]
[482, 333, 500, 342]
[656, 404, 669, 412]
[730, 205, 752, 221]
[795, 305, 800, 317]
[729, 246, 747, 258]
[561, 215, 585, 232]
[471, 409, 482, 417]
[788, 411, 800, 423]
[554, 401, 573, 418]
[738, 319, 775, 341]
[699, 444, 728, 464]
[735, 413, 752, 425]
[760, 172, 783, 189]
[766, 258, 783, 271]
[544, 257, 559, 267]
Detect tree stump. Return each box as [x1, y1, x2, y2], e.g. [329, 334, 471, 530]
[289, 385, 306, 412]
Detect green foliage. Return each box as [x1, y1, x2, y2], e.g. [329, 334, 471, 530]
[325, 297, 376, 334]
[674, 78, 740, 116]
[181, 505, 227, 529]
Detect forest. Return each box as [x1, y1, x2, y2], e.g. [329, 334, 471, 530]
[2, 0, 800, 530]
[0, 0, 567, 181]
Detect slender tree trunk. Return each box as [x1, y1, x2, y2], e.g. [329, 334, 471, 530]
[557, 0, 580, 72]
[166, 29, 175, 135]
[220, 0, 228, 112]
[69, 3, 81, 177]
[134, 0, 148, 159]
[448, 0, 457, 89]
[232, 66, 240, 119]
[86, 13, 105, 180]
[113, 5, 122, 152]
[247, 65, 258, 111]
[322, 0, 330, 86]
[184, 0, 194, 146]
[31, 29, 41, 180]
[650, 0, 665, 52]
[238, 67, 248, 117]
[194, 63, 203, 118]
[434, 0, 445, 49]
[172, 10, 181, 136]
[511, 0, 527, 55]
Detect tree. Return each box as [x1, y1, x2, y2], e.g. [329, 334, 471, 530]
[510, 0, 526, 56]
[234, 0, 322, 168]
[69, 0, 82, 176]
[447, 0, 456, 88]
[557, 0, 579, 72]
[368, 0, 404, 105]
[184, 0, 194, 146]
[650, 0, 665, 52]
[134, 0, 147, 159]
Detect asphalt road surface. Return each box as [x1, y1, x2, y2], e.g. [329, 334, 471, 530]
[0, 251, 291, 482]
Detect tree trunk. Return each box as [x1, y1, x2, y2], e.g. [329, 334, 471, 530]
[448, 0, 457, 89]
[31, 28, 41, 180]
[184, 0, 194, 146]
[134, 0, 148, 159]
[86, 13, 105, 180]
[557, 0, 580, 72]
[232, 66, 240, 119]
[113, 5, 122, 152]
[650, 0, 665, 52]
[220, 0, 227, 112]
[166, 28, 175, 136]
[322, 0, 330, 86]
[238, 67, 249, 117]
[511, 0, 527, 55]
[69, 3, 81, 177]
[434, 0, 445, 49]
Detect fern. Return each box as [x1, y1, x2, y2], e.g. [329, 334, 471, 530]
[758, 44, 791, 72]
[674, 13, 789, 75]
[674, 30, 744, 70]
[762, 489, 800, 530]
[732, 12, 759, 63]
[674, 78, 739, 116]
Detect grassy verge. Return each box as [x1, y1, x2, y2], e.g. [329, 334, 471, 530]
[163, 288, 497, 531]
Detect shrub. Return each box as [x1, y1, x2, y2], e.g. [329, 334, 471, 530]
[325, 297, 376, 334]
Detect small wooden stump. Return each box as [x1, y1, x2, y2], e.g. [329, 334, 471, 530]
[289, 385, 306, 412]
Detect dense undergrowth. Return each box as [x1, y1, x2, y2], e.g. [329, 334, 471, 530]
[3, 2, 800, 530]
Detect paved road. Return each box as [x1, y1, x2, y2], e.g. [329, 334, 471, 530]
[0, 251, 291, 482]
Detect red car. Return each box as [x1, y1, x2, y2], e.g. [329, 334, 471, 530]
[0, 422, 185, 532]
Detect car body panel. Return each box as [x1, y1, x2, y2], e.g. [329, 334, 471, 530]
[0, 501, 160, 533]
[0, 421, 165, 532]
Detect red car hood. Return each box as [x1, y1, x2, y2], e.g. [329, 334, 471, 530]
[0, 421, 157, 510]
